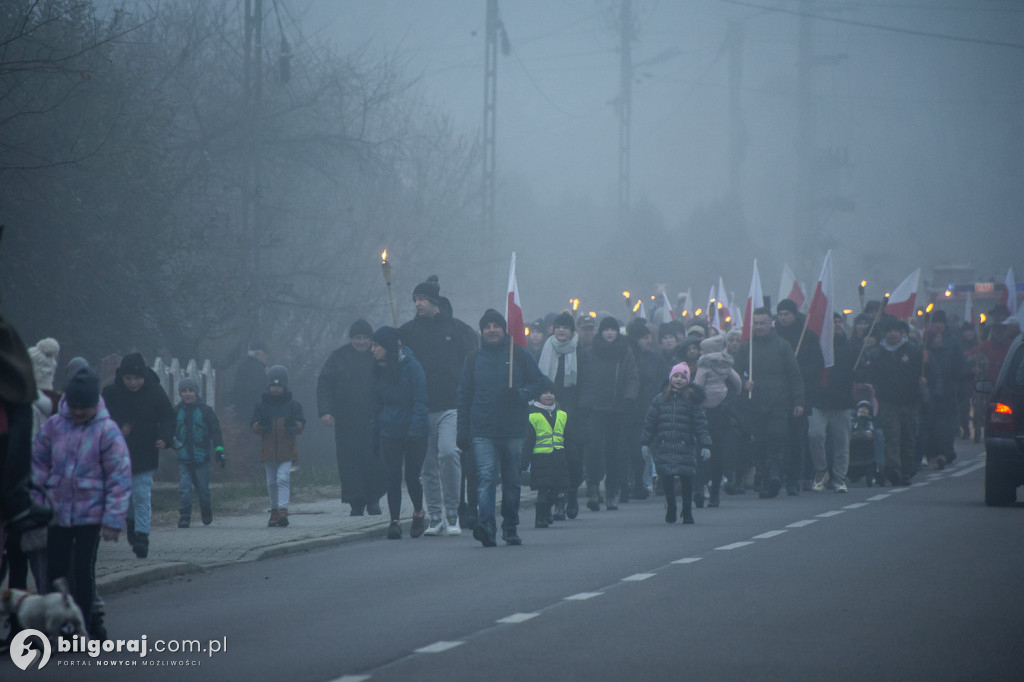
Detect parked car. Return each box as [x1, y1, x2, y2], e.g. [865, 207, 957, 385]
[983, 332, 1024, 506]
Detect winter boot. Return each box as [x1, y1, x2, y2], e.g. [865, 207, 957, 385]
[132, 533, 149, 558]
[565, 489, 579, 519]
[201, 508, 213, 525]
[552, 493, 567, 521]
[693, 485, 705, 508]
[681, 505, 695, 524]
[350, 502, 365, 516]
[268, 508, 280, 527]
[534, 493, 550, 528]
[276, 509, 289, 527]
[586, 484, 600, 511]
[178, 515, 190, 528]
[708, 486, 720, 508]
[665, 501, 677, 523]
[126, 518, 136, 546]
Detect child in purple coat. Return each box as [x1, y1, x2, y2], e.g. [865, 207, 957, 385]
[32, 366, 131, 639]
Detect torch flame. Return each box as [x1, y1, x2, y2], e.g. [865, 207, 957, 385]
[861, 280, 867, 288]
[381, 249, 388, 263]
[632, 300, 641, 312]
[980, 313, 987, 324]
[622, 291, 630, 298]
[925, 303, 934, 313]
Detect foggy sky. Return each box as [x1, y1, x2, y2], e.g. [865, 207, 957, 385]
[300, 0, 1022, 317]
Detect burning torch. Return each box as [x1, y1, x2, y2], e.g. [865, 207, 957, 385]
[381, 249, 397, 327]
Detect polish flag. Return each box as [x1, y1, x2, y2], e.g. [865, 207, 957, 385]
[506, 252, 526, 347]
[1002, 266, 1017, 317]
[742, 260, 764, 341]
[885, 268, 921, 320]
[680, 287, 692, 321]
[706, 285, 718, 328]
[660, 290, 676, 323]
[804, 251, 835, 368]
[779, 264, 807, 311]
[636, 298, 647, 321]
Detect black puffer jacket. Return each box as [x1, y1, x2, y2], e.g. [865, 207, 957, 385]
[640, 384, 712, 478]
[399, 308, 478, 411]
[580, 336, 639, 413]
[102, 366, 175, 474]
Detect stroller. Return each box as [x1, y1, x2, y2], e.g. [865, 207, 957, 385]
[847, 400, 881, 486]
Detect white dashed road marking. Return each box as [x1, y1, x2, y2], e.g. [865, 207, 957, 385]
[867, 494, 890, 501]
[497, 613, 539, 624]
[952, 462, 985, 477]
[415, 641, 464, 654]
[622, 573, 656, 582]
[843, 503, 869, 509]
[331, 676, 370, 682]
[816, 510, 845, 518]
[672, 558, 702, 564]
[715, 541, 754, 550]
[752, 530, 788, 539]
[787, 519, 818, 528]
[564, 592, 603, 601]
[912, 482, 929, 487]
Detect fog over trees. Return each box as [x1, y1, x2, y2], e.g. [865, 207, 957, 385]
[2, 0, 1021, 384]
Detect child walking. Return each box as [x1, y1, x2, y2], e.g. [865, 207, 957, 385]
[32, 366, 131, 639]
[640, 362, 712, 524]
[524, 381, 572, 528]
[251, 366, 305, 527]
[173, 377, 225, 528]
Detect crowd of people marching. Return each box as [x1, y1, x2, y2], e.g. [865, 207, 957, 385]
[0, 274, 1019, 642]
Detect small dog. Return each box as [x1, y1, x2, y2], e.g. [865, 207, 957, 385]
[1, 578, 88, 641]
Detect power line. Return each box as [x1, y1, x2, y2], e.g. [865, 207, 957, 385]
[715, 0, 1024, 50]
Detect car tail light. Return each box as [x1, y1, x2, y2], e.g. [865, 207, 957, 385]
[989, 402, 1014, 431]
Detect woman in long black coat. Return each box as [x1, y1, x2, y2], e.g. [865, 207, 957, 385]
[641, 362, 712, 524]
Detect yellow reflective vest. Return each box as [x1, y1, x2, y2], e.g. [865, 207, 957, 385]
[529, 410, 567, 454]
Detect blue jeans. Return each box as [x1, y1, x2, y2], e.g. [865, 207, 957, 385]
[265, 461, 292, 510]
[178, 461, 212, 518]
[128, 471, 154, 534]
[473, 437, 523, 537]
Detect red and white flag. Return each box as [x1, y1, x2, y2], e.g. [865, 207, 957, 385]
[779, 264, 807, 311]
[742, 260, 764, 341]
[680, 287, 692, 321]
[1002, 266, 1017, 317]
[804, 251, 835, 368]
[660, 290, 676, 324]
[506, 253, 526, 347]
[885, 268, 921, 320]
[706, 285, 718, 328]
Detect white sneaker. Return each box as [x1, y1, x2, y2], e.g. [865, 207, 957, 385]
[812, 471, 830, 492]
[423, 517, 446, 536]
[834, 481, 848, 493]
[445, 515, 461, 536]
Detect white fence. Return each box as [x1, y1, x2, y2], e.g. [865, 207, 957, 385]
[152, 358, 217, 410]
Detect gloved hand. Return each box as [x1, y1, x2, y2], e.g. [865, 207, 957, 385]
[286, 417, 300, 434]
[215, 447, 226, 468]
[501, 387, 521, 406]
[257, 417, 272, 433]
[700, 448, 711, 462]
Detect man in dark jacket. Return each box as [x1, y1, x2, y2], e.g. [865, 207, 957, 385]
[580, 316, 639, 510]
[399, 276, 478, 536]
[457, 309, 545, 547]
[626, 318, 661, 499]
[774, 299, 825, 495]
[808, 313, 856, 492]
[102, 353, 175, 558]
[734, 308, 805, 499]
[317, 319, 381, 516]
[862, 316, 924, 486]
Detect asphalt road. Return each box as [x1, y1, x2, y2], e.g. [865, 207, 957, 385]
[9, 444, 1023, 682]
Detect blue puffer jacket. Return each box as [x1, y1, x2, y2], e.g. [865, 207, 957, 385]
[371, 347, 429, 440]
[457, 336, 547, 441]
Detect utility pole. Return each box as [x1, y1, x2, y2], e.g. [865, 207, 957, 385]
[617, 0, 633, 233]
[727, 20, 745, 202]
[482, 0, 499, 236]
[244, 0, 264, 335]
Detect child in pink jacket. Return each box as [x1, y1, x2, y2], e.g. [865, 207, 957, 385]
[32, 366, 131, 639]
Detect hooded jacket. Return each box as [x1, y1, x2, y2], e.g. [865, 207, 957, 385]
[101, 366, 175, 474]
[32, 396, 131, 529]
[251, 388, 306, 462]
[640, 384, 712, 478]
[399, 306, 478, 412]
[457, 335, 547, 441]
[371, 346, 429, 440]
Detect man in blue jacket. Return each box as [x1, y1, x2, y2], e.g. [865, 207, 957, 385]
[457, 309, 546, 547]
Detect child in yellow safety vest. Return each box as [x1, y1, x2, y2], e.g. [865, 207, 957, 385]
[523, 381, 573, 528]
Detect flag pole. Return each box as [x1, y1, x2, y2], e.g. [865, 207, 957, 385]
[508, 334, 515, 388]
[853, 293, 889, 372]
[748, 333, 754, 400]
[794, 314, 810, 356]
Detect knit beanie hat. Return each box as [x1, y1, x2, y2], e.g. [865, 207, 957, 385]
[372, 326, 402, 356]
[64, 357, 89, 384]
[179, 376, 200, 394]
[348, 319, 373, 339]
[626, 318, 651, 339]
[412, 275, 441, 306]
[119, 352, 148, 377]
[29, 338, 60, 391]
[267, 365, 289, 388]
[553, 311, 576, 333]
[700, 336, 726, 354]
[777, 299, 799, 315]
[479, 309, 507, 332]
[669, 362, 691, 381]
[65, 367, 100, 408]
[598, 316, 620, 334]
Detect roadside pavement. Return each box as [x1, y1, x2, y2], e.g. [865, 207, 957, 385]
[96, 486, 540, 595]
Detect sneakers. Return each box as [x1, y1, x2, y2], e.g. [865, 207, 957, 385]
[835, 481, 848, 493]
[423, 516, 446, 536]
[410, 512, 427, 538]
[178, 516, 190, 528]
[812, 471, 830, 492]
[201, 509, 212, 525]
[502, 527, 522, 546]
[445, 514, 462, 536]
[387, 521, 402, 539]
[473, 524, 496, 547]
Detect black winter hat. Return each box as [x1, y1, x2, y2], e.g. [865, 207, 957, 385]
[65, 367, 100, 408]
[553, 312, 576, 333]
[777, 299, 799, 314]
[598, 316, 620, 334]
[626, 318, 651, 339]
[119, 352, 147, 377]
[479, 309, 507, 332]
[372, 326, 402, 356]
[412, 275, 441, 306]
[267, 365, 289, 387]
[349, 319, 373, 339]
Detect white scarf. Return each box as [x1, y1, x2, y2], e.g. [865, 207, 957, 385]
[538, 334, 579, 387]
